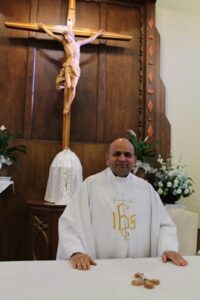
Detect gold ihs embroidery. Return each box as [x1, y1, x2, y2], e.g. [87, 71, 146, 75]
[112, 203, 136, 239]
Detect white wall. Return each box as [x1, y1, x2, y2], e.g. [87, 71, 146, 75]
[156, 0, 200, 225]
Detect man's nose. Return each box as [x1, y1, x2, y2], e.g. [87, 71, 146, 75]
[118, 153, 127, 160]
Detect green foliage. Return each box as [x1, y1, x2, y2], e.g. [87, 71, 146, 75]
[0, 125, 27, 168]
[126, 129, 157, 163]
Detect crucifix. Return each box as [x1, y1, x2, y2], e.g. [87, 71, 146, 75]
[5, 0, 133, 205]
[5, 0, 132, 149]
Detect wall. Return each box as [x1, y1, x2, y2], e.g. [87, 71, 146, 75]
[156, 0, 200, 224]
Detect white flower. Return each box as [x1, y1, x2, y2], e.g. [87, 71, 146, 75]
[153, 154, 194, 201]
[133, 160, 153, 174]
[126, 129, 136, 137]
[0, 125, 6, 131]
[176, 188, 182, 194]
[168, 171, 174, 177]
[167, 182, 172, 187]
[0, 155, 13, 169]
[157, 155, 163, 164]
[184, 189, 189, 195]
[173, 179, 179, 187]
[143, 135, 149, 143]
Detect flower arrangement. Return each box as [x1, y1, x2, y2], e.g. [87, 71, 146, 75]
[126, 129, 157, 174]
[153, 155, 194, 204]
[0, 125, 27, 170]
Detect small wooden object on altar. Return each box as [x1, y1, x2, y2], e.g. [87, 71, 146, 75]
[131, 272, 160, 289]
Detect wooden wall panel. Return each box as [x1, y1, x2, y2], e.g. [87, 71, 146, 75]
[0, 187, 23, 261]
[31, 0, 67, 140]
[71, 42, 100, 142]
[0, 0, 150, 144]
[71, 142, 108, 178]
[105, 4, 141, 142]
[71, 1, 101, 142]
[9, 140, 60, 201]
[32, 40, 63, 139]
[0, 0, 30, 135]
[36, 0, 67, 25]
[23, 1, 146, 143]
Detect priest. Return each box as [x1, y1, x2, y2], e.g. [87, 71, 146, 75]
[56, 138, 188, 269]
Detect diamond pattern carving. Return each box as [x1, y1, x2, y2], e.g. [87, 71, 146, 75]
[149, 46, 154, 57]
[147, 88, 154, 95]
[148, 17, 154, 29]
[147, 125, 153, 137]
[148, 34, 154, 40]
[148, 71, 153, 83]
[148, 100, 154, 112]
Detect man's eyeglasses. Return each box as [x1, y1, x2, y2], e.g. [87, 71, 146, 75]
[112, 151, 133, 158]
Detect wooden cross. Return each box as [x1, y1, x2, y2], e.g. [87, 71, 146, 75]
[5, 0, 132, 149]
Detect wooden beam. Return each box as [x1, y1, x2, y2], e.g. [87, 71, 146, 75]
[5, 21, 133, 41]
[67, 0, 76, 29]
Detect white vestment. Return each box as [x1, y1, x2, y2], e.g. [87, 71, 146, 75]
[56, 168, 178, 260]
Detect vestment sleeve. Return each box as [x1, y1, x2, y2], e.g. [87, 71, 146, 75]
[56, 180, 96, 260]
[150, 186, 179, 256]
[157, 206, 179, 255]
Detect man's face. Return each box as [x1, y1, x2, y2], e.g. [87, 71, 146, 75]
[106, 139, 136, 177]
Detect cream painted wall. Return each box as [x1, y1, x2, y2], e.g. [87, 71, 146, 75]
[156, 0, 200, 225]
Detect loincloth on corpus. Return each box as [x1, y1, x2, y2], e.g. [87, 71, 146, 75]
[56, 63, 80, 90]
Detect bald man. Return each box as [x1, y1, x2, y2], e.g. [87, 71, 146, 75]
[57, 138, 187, 269]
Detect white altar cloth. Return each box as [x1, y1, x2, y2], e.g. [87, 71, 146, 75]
[1, 257, 199, 300]
[0, 179, 14, 194]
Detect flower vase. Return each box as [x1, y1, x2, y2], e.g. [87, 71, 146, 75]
[135, 167, 146, 179]
[160, 194, 181, 205]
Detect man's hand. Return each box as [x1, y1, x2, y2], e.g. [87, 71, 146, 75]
[162, 251, 188, 266]
[70, 252, 97, 270]
[99, 29, 104, 35]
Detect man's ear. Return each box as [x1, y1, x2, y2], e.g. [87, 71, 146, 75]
[132, 155, 137, 166]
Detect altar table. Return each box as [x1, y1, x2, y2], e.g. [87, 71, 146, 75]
[0, 179, 14, 194]
[1, 256, 199, 300]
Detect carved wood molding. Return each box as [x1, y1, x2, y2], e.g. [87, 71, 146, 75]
[145, 1, 156, 140]
[32, 215, 49, 260]
[138, 6, 145, 140]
